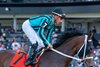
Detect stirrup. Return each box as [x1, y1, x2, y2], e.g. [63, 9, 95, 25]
[32, 59, 38, 64]
[32, 48, 45, 64]
[25, 59, 32, 66]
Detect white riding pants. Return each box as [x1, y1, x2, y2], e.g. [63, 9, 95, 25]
[22, 20, 45, 50]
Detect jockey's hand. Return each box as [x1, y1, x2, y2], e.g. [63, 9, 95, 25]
[47, 44, 53, 49]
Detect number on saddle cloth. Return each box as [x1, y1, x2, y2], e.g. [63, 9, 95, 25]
[10, 51, 31, 67]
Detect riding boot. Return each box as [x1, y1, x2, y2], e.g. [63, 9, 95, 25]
[25, 42, 38, 66]
[32, 50, 38, 64]
[32, 47, 45, 64]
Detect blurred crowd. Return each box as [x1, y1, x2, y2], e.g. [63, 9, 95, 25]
[0, 26, 62, 52]
[0, 27, 30, 52]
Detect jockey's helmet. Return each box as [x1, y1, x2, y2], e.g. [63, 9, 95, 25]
[52, 8, 65, 18]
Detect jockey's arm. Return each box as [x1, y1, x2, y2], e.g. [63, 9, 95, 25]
[39, 27, 53, 49]
[39, 27, 50, 45]
[39, 15, 53, 48]
[46, 25, 54, 43]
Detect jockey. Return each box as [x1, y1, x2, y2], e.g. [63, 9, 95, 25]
[22, 8, 65, 65]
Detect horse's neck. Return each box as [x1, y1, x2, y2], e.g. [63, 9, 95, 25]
[57, 36, 78, 55]
[39, 37, 81, 67]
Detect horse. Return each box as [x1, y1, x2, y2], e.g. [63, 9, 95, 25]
[0, 32, 93, 67]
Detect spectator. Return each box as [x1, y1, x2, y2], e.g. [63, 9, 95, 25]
[6, 38, 13, 50]
[0, 35, 5, 42]
[2, 32, 7, 40]
[92, 26, 97, 34]
[21, 42, 29, 52]
[11, 36, 21, 51]
[21, 33, 29, 42]
[89, 30, 100, 49]
[0, 42, 6, 51]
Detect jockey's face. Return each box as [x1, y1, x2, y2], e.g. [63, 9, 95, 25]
[53, 15, 63, 24]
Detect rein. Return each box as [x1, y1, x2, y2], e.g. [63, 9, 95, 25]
[51, 48, 82, 61]
[50, 35, 93, 62]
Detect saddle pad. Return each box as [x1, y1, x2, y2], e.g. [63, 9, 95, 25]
[10, 51, 31, 67]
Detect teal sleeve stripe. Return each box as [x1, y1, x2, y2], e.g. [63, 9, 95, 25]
[40, 18, 45, 26]
[40, 28, 49, 45]
[47, 26, 54, 42]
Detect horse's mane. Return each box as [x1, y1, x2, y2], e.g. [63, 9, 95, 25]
[53, 31, 83, 48]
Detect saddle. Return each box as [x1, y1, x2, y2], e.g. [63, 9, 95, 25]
[10, 49, 45, 67]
